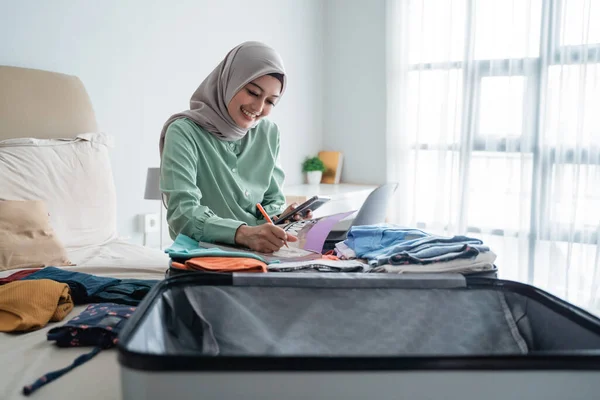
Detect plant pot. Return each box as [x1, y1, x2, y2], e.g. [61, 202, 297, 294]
[305, 171, 322, 185]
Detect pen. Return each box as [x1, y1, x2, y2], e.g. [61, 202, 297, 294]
[256, 203, 289, 248]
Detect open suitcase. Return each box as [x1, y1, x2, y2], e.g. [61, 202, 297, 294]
[118, 272, 600, 400]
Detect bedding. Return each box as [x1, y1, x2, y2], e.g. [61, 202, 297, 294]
[0, 239, 168, 400]
[0, 133, 118, 248]
[0, 65, 169, 399]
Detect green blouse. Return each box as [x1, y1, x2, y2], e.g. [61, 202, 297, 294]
[159, 118, 287, 244]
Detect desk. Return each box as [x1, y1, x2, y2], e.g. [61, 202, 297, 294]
[283, 183, 378, 218]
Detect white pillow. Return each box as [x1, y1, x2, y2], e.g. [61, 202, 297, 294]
[0, 133, 117, 248]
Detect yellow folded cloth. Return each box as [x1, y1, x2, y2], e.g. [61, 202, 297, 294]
[0, 279, 74, 332]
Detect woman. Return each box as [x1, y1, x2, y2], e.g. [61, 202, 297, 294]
[159, 41, 311, 254]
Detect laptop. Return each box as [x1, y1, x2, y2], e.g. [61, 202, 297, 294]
[323, 182, 398, 251]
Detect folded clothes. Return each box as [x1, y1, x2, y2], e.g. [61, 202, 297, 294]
[334, 241, 357, 260]
[267, 259, 370, 273]
[184, 256, 267, 273]
[0, 279, 73, 332]
[171, 261, 187, 270]
[22, 267, 158, 306]
[387, 243, 489, 265]
[373, 250, 497, 274]
[22, 267, 119, 304]
[345, 227, 431, 256]
[165, 234, 267, 263]
[344, 226, 488, 267]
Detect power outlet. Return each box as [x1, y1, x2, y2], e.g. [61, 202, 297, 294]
[143, 213, 160, 233]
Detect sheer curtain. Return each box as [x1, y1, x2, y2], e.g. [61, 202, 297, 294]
[387, 0, 600, 314]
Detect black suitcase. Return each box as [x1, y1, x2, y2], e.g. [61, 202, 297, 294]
[118, 272, 600, 400]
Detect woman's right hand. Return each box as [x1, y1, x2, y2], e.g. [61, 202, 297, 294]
[234, 224, 298, 253]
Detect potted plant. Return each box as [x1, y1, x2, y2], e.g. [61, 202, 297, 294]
[302, 156, 326, 184]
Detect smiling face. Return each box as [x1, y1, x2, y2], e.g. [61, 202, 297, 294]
[227, 74, 282, 129]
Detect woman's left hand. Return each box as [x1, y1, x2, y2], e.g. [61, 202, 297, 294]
[272, 203, 313, 224]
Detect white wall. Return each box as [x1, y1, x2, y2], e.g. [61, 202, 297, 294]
[0, 0, 323, 245]
[322, 0, 389, 185]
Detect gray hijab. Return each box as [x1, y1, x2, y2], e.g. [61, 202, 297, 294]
[159, 41, 286, 157]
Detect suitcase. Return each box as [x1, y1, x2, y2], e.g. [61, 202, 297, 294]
[118, 272, 600, 400]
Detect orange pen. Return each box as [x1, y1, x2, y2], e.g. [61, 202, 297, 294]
[256, 203, 289, 248]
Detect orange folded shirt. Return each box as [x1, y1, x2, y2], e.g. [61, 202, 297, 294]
[182, 257, 267, 273]
[0, 279, 74, 332]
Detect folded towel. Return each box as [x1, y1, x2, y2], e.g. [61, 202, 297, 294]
[0, 279, 73, 332]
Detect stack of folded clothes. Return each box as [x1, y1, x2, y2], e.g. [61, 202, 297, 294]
[164, 234, 371, 274]
[165, 234, 268, 273]
[338, 226, 497, 275]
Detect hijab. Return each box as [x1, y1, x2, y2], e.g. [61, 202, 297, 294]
[159, 41, 286, 157]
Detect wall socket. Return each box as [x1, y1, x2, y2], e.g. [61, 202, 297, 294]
[143, 213, 160, 233]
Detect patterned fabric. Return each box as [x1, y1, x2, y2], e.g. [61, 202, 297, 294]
[22, 303, 136, 396]
[47, 303, 135, 347]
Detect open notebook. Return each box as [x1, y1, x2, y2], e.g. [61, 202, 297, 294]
[197, 241, 322, 263]
[198, 210, 356, 263]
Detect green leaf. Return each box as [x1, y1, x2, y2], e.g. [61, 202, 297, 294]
[302, 156, 326, 172]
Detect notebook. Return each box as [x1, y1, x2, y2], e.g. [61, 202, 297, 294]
[197, 210, 357, 263]
[197, 241, 322, 263]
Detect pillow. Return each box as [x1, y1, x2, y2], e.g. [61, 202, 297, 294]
[0, 133, 117, 248]
[0, 200, 72, 271]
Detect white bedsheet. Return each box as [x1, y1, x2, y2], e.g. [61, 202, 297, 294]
[0, 239, 169, 400]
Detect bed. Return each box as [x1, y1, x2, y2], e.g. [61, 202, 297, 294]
[0, 65, 169, 399]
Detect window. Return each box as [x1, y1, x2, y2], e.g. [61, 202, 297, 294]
[396, 0, 600, 288]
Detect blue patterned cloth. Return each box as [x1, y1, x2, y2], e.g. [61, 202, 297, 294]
[23, 303, 136, 396]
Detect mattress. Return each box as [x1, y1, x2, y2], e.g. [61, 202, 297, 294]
[0, 239, 169, 400]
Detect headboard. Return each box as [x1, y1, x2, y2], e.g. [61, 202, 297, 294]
[0, 65, 98, 140]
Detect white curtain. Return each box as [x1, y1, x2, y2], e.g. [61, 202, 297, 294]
[387, 0, 600, 314]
